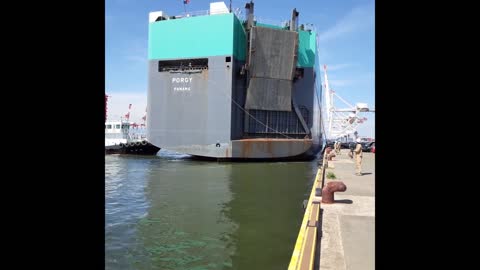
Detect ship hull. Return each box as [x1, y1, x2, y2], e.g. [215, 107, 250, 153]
[163, 139, 319, 160]
[105, 142, 160, 155]
[147, 58, 322, 160]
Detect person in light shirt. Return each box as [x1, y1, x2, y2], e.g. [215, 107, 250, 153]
[354, 138, 363, 176]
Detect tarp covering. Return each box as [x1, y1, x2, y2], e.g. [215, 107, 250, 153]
[245, 26, 298, 111]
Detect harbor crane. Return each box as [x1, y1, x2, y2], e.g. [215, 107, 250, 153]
[322, 64, 375, 141]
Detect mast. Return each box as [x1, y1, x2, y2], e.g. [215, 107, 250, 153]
[142, 107, 147, 126]
[105, 94, 109, 122]
[323, 64, 333, 139]
[124, 104, 132, 122]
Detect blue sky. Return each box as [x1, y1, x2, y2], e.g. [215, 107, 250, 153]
[106, 0, 375, 138]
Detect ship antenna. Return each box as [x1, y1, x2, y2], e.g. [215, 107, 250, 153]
[182, 0, 190, 14]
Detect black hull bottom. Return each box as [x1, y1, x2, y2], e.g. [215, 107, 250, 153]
[105, 142, 160, 155]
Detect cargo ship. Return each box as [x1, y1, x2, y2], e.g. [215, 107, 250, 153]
[147, 1, 324, 160]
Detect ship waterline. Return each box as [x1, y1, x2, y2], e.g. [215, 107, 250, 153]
[156, 138, 315, 159]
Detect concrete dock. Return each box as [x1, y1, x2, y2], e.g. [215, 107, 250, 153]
[288, 148, 375, 270]
[319, 149, 375, 270]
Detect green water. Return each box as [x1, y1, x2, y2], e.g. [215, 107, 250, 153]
[105, 151, 318, 270]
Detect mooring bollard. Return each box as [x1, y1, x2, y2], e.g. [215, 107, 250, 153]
[321, 181, 347, 204]
[325, 147, 336, 161]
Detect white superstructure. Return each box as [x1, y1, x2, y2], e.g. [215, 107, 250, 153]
[105, 120, 130, 147]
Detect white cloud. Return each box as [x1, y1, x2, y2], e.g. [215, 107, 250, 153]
[321, 68, 374, 90]
[318, 4, 374, 43]
[106, 92, 147, 123]
[329, 79, 352, 87]
[325, 63, 355, 71]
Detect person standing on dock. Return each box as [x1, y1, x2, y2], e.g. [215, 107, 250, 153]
[335, 140, 341, 155]
[354, 138, 363, 176]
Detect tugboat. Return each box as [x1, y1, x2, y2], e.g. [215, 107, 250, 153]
[105, 94, 160, 155]
[105, 120, 160, 155]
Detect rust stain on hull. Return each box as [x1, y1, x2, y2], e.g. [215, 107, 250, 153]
[234, 138, 313, 158]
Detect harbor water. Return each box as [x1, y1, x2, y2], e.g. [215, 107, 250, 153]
[105, 151, 318, 270]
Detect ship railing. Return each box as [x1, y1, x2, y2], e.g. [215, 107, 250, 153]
[232, 7, 246, 21]
[171, 9, 317, 32]
[239, 16, 317, 33]
[174, 9, 210, 18]
[128, 131, 147, 142]
[254, 17, 289, 28]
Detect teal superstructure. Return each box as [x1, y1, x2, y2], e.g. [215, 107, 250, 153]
[148, 14, 316, 67]
[148, 13, 246, 61]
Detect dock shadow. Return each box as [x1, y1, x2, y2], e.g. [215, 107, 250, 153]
[361, 172, 373, 176]
[333, 199, 353, 204]
[314, 208, 324, 269]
